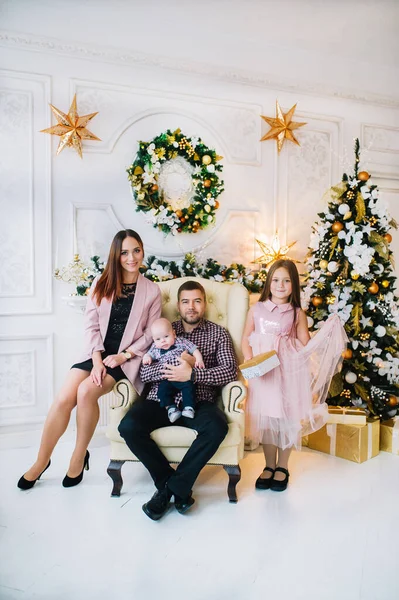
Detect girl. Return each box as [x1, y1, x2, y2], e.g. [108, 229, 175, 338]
[242, 259, 347, 492]
[18, 229, 161, 490]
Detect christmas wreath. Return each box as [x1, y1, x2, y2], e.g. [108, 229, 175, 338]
[127, 129, 224, 235]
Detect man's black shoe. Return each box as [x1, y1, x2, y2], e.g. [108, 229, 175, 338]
[174, 493, 195, 514]
[142, 488, 171, 521]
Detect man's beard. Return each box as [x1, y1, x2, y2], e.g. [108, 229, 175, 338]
[181, 312, 201, 325]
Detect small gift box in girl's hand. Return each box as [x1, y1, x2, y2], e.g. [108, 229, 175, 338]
[239, 351, 280, 380]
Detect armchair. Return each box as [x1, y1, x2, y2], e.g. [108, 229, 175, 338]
[106, 276, 248, 502]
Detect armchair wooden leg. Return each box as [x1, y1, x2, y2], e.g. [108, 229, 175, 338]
[223, 465, 241, 503]
[107, 460, 125, 497]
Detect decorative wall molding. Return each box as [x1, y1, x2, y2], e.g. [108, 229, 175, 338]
[361, 124, 399, 155]
[71, 201, 261, 261]
[370, 166, 399, 182]
[0, 69, 52, 315]
[0, 88, 34, 298]
[276, 113, 342, 258]
[71, 79, 261, 165]
[0, 350, 35, 408]
[0, 334, 53, 426]
[1, 30, 399, 109]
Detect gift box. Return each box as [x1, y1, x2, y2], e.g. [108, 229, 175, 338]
[380, 418, 399, 456]
[307, 419, 380, 463]
[327, 406, 367, 425]
[239, 351, 280, 380]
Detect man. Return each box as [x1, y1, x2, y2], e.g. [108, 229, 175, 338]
[118, 280, 237, 520]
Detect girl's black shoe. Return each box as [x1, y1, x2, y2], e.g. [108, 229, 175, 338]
[255, 466, 275, 490]
[270, 467, 289, 492]
[17, 460, 51, 490]
[62, 450, 90, 488]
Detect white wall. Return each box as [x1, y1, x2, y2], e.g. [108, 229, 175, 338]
[1, 0, 399, 429]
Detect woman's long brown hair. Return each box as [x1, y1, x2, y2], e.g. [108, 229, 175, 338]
[259, 259, 302, 335]
[92, 230, 144, 304]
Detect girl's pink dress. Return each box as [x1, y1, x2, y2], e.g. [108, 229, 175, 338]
[246, 300, 348, 450]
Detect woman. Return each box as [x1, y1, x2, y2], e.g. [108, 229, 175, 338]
[18, 229, 161, 489]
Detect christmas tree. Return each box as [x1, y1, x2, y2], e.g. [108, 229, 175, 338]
[303, 139, 399, 419]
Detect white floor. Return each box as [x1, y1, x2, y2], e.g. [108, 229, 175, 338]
[0, 431, 398, 600]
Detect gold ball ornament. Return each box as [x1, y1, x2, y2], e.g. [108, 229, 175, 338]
[331, 221, 344, 233]
[175, 209, 183, 218]
[382, 280, 390, 288]
[151, 184, 158, 192]
[204, 179, 211, 188]
[351, 271, 360, 280]
[368, 282, 379, 294]
[202, 155, 212, 166]
[358, 171, 370, 181]
[388, 395, 398, 407]
[193, 220, 200, 228]
[342, 349, 353, 360]
[383, 233, 392, 243]
[311, 296, 323, 307]
[180, 217, 186, 223]
[319, 259, 328, 270]
[214, 200, 220, 209]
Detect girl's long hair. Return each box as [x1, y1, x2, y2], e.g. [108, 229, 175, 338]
[259, 259, 302, 336]
[259, 259, 301, 306]
[92, 229, 144, 304]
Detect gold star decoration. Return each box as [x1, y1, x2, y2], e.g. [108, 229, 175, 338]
[252, 233, 298, 268]
[40, 94, 100, 158]
[261, 101, 306, 153]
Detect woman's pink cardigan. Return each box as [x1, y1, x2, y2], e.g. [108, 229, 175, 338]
[78, 274, 162, 394]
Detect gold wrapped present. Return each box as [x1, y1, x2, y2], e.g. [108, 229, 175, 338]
[302, 435, 309, 448]
[327, 406, 367, 425]
[307, 419, 380, 463]
[239, 351, 280, 380]
[380, 418, 399, 456]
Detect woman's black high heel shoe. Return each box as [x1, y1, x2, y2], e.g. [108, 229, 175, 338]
[17, 460, 51, 490]
[255, 466, 275, 490]
[270, 467, 289, 492]
[62, 450, 90, 488]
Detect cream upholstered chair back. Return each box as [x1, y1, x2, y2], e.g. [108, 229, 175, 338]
[157, 276, 248, 363]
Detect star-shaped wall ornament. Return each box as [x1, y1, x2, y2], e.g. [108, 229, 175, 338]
[252, 233, 298, 268]
[40, 94, 100, 158]
[260, 101, 306, 153]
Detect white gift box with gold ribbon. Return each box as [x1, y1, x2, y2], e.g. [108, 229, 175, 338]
[239, 351, 280, 380]
[327, 406, 367, 425]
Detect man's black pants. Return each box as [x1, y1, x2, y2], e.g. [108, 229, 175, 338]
[118, 399, 228, 499]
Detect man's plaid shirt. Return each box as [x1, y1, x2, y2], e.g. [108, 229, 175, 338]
[140, 319, 237, 404]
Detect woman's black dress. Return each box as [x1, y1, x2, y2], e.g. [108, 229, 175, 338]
[71, 282, 137, 382]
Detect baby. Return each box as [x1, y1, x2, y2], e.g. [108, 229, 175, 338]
[142, 318, 205, 422]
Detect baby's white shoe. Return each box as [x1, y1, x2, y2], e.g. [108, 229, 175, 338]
[182, 407, 195, 419]
[168, 406, 182, 423]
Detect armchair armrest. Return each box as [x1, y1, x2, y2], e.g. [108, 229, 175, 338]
[112, 379, 139, 409]
[221, 381, 246, 430]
